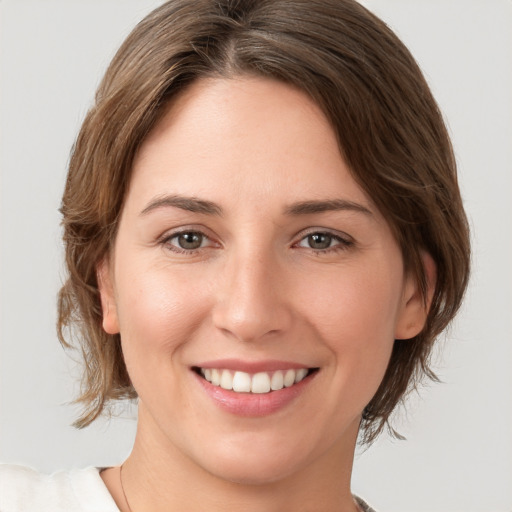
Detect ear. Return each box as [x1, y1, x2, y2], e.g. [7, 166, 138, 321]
[96, 257, 120, 335]
[394, 252, 436, 340]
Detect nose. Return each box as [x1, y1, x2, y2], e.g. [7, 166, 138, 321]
[212, 248, 293, 343]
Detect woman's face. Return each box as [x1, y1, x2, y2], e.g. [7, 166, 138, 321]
[99, 76, 425, 484]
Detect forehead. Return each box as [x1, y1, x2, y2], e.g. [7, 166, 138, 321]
[129, 76, 375, 215]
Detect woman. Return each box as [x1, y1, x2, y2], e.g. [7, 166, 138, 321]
[0, 1, 470, 511]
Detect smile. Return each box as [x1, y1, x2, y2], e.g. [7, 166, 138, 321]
[196, 367, 316, 393]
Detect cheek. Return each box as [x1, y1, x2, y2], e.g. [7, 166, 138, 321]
[299, 262, 402, 338]
[296, 260, 402, 392]
[114, 263, 211, 368]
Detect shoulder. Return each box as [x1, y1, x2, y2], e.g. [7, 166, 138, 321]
[0, 464, 119, 512]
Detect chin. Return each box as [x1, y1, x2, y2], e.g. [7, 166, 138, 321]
[178, 409, 362, 487]
[187, 431, 324, 486]
[204, 455, 303, 486]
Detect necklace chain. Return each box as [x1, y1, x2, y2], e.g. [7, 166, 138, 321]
[119, 463, 133, 512]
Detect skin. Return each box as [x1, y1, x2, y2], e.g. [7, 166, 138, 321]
[98, 76, 430, 512]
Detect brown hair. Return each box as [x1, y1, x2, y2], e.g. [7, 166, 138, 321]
[58, 0, 470, 443]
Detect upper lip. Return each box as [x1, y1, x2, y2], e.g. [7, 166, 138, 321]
[193, 359, 314, 373]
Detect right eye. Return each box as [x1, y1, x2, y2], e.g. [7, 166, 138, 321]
[301, 232, 336, 250]
[163, 231, 213, 253]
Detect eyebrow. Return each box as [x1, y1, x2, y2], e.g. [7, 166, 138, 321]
[140, 194, 373, 218]
[283, 199, 373, 217]
[140, 195, 223, 216]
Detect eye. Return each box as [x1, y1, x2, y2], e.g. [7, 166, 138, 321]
[164, 231, 212, 252]
[296, 231, 353, 252]
[303, 233, 334, 250]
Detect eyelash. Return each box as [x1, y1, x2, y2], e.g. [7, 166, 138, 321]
[160, 229, 215, 255]
[294, 230, 354, 254]
[159, 229, 354, 255]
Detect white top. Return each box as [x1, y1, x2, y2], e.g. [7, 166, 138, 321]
[0, 464, 119, 512]
[0, 464, 376, 512]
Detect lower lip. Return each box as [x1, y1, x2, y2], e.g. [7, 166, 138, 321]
[193, 371, 316, 417]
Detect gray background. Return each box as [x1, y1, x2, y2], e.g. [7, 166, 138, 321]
[1, 1, 511, 511]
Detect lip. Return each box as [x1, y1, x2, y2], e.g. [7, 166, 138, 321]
[195, 358, 310, 373]
[192, 362, 318, 417]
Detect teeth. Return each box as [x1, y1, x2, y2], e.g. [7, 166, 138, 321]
[270, 370, 284, 391]
[251, 372, 271, 394]
[232, 371, 251, 392]
[283, 369, 296, 387]
[211, 369, 221, 386]
[200, 367, 311, 393]
[295, 368, 308, 383]
[220, 369, 233, 390]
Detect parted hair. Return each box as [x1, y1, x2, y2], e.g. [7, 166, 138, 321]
[58, 0, 470, 443]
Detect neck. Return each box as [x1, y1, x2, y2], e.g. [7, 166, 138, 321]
[119, 405, 361, 512]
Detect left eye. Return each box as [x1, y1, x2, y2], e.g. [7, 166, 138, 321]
[167, 231, 209, 251]
[297, 232, 346, 250]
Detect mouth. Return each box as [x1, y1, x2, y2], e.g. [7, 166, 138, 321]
[192, 366, 319, 394]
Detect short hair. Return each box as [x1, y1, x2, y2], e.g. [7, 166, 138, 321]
[58, 0, 470, 443]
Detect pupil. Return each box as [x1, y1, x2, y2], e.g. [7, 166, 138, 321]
[178, 232, 202, 249]
[309, 233, 331, 249]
